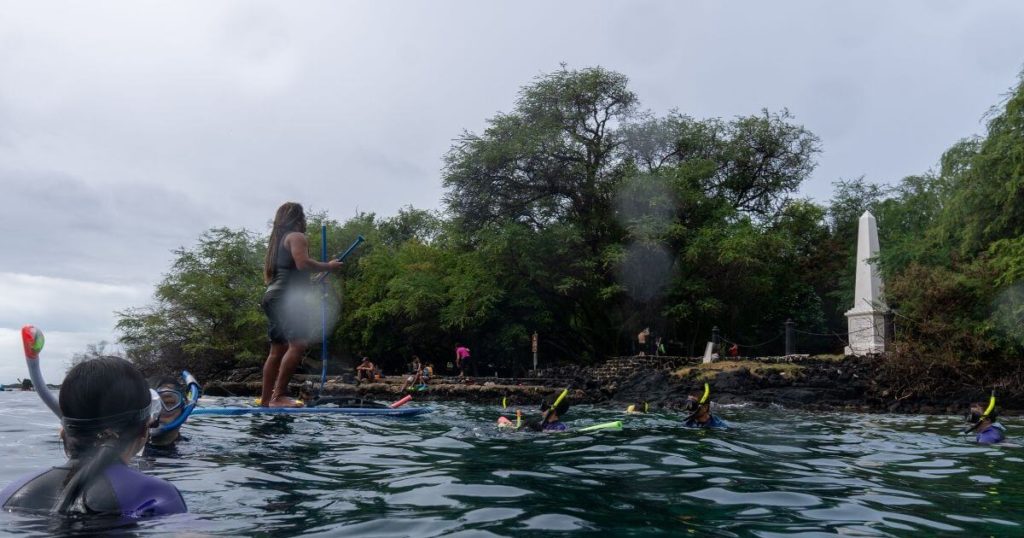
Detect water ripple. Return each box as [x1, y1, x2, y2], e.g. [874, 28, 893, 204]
[0, 393, 1020, 536]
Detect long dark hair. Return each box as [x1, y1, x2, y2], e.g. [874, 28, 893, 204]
[56, 357, 151, 514]
[264, 202, 307, 284]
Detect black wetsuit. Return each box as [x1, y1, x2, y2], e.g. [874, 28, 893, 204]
[0, 462, 186, 518]
[261, 235, 312, 343]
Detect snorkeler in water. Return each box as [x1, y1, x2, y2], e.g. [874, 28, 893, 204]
[682, 383, 727, 429]
[497, 390, 571, 432]
[965, 393, 1005, 445]
[148, 372, 202, 448]
[0, 355, 187, 517]
[626, 401, 649, 414]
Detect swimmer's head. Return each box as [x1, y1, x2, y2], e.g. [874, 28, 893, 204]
[967, 401, 998, 424]
[540, 394, 570, 421]
[148, 375, 186, 446]
[684, 393, 710, 420]
[626, 401, 649, 414]
[57, 357, 156, 513]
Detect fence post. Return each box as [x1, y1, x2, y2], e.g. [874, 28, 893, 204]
[532, 331, 538, 373]
[784, 319, 795, 356]
[884, 311, 896, 352]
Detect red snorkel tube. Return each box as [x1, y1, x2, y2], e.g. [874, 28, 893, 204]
[21, 325, 61, 418]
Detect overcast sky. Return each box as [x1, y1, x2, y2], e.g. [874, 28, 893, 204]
[1, 1, 1022, 384]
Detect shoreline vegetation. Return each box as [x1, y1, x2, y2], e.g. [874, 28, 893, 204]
[89, 65, 1023, 413]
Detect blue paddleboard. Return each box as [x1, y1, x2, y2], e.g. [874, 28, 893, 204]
[192, 406, 432, 417]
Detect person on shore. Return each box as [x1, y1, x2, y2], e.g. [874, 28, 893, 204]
[400, 356, 423, 392]
[0, 357, 186, 517]
[455, 343, 473, 380]
[965, 396, 1005, 444]
[356, 357, 376, 382]
[682, 384, 727, 429]
[260, 202, 344, 408]
[637, 328, 649, 356]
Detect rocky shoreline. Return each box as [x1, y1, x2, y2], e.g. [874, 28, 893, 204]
[201, 355, 1020, 415]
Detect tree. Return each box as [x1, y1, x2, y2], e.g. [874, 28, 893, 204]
[117, 228, 267, 379]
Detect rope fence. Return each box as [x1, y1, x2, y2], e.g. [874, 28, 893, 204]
[711, 314, 892, 357]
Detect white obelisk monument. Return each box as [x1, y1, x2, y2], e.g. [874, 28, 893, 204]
[845, 211, 887, 355]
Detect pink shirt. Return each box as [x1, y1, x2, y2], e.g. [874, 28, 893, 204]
[456, 346, 471, 359]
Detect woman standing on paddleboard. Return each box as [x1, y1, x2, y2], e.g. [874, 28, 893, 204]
[261, 202, 343, 407]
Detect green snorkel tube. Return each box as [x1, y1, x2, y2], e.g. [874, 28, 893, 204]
[963, 392, 997, 434]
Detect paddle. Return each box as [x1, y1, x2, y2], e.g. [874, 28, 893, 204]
[314, 235, 365, 283]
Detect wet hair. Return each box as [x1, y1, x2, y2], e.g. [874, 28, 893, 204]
[56, 357, 151, 514]
[149, 375, 183, 391]
[968, 402, 998, 423]
[540, 394, 570, 417]
[522, 394, 571, 432]
[264, 202, 307, 284]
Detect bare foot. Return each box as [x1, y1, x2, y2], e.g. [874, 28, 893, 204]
[268, 396, 304, 408]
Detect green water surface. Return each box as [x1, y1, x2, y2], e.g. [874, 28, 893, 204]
[0, 392, 1020, 536]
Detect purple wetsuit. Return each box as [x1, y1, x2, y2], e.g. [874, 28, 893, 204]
[543, 421, 567, 432]
[0, 462, 186, 518]
[976, 423, 1006, 445]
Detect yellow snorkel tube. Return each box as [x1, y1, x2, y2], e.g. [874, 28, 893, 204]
[964, 392, 996, 434]
[685, 383, 711, 422]
[550, 388, 568, 412]
[983, 393, 996, 417]
[527, 388, 568, 431]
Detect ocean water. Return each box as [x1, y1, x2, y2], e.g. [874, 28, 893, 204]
[0, 391, 1020, 536]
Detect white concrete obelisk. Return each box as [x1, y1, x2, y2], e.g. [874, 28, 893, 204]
[845, 211, 886, 355]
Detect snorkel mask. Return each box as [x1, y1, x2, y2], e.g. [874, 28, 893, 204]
[963, 392, 996, 434]
[151, 371, 202, 437]
[685, 383, 711, 422]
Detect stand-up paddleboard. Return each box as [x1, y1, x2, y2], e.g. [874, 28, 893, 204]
[192, 406, 432, 417]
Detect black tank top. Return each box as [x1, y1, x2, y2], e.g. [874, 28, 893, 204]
[266, 234, 308, 296]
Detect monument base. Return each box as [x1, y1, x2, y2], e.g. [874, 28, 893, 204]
[845, 309, 886, 356]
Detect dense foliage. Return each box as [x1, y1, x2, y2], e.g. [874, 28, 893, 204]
[114, 66, 1024, 385]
